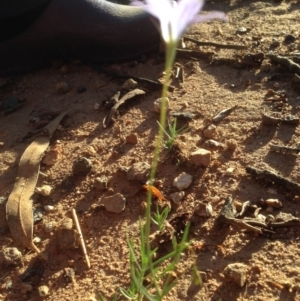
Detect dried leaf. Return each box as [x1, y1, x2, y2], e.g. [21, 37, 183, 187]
[103, 89, 145, 128]
[212, 105, 238, 123]
[6, 110, 72, 258]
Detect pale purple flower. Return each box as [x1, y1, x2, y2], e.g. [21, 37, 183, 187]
[131, 0, 226, 43]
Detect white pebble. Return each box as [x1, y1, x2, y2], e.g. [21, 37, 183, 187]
[32, 237, 42, 244]
[38, 285, 49, 297]
[35, 185, 52, 196]
[153, 97, 170, 113]
[44, 205, 55, 212]
[226, 167, 235, 175]
[173, 172, 193, 191]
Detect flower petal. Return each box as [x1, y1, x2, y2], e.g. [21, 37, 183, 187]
[131, 0, 172, 22]
[177, 0, 204, 13]
[172, 0, 204, 40]
[131, 0, 227, 43]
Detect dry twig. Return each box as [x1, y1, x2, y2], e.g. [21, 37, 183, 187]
[72, 209, 91, 269]
[246, 166, 300, 193]
[267, 53, 300, 75]
[184, 36, 247, 49]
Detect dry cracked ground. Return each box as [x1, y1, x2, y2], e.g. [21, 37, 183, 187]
[1, 0, 300, 300]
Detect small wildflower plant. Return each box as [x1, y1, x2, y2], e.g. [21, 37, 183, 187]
[121, 0, 226, 300]
[157, 117, 189, 150]
[151, 204, 170, 231]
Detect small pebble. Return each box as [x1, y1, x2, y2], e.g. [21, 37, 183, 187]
[173, 172, 193, 191]
[0, 247, 23, 266]
[72, 157, 93, 176]
[0, 196, 7, 205]
[236, 26, 247, 34]
[56, 228, 78, 250]
[5, 280, 12, 290]
[226, 167, 235, 175]
[169, 191, 185, 205]
[190, 148, 211, 167]
[245, 79, 251, 86]
[211, 159, 222, 168]
[61, 217, 73, 229]
[265, 198, 282, 208]
[203, 139, 224, 151]
[32, 237, 42, 244]
[33, 207, 44, 223]
[265, 214, 275, 223]
[126, 162, 151, 182]
[43, 147, 60, 166]
[284, 34, 296, 44]
[195, 202, 213, 217]
[153, 97, 170, 113]
[94, 176, 108, 190]
[227, 139, 237, 151]
[270, 38, 280, 48]
[122, 78, 138, 90]
[56, 81, 70, 94]
[44, 205, 55, 212]
[126, 133, 138, 144]
[38, 285, 49, 297]
[35, 185, 52, 196]
[182, 101, 189, 108]
[102, 193, 126, 213]
[64, 267, 76, 282]
[203, 124, 217, 138]
[210, 196, 221, 205]
[56, 217, 78, 250]
[223, 263, 247, 287]
[293, 195, 300, 202]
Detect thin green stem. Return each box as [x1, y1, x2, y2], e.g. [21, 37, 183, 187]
[145, 41, 177, 300]
[149, 41, 177, 182]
